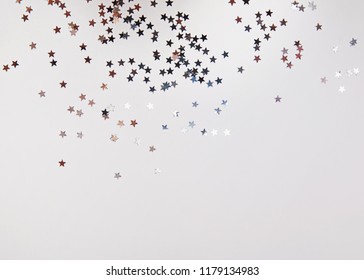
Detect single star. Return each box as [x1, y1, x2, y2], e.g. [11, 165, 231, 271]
[110, 134, 119, 142]
[38, 90, 46, 97]
[59, 131, 67, 138]
[29, 42, 37, 49]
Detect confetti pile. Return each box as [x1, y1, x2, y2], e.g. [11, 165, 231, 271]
[3, 0, 360, 181]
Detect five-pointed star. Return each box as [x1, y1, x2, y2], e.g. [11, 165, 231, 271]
[59, 131, 67, 138]
[59, 160, 66, 167]
[29, 42, 37, 49]
[321, 77, 328, 84]
[110, 134, 119, 142]
[130, 120, 138, 127]
[117, 120, 125, 127]
[223, 129, 231, 136]
[114, 172, 122, 180]
[134, 138, 142, 145]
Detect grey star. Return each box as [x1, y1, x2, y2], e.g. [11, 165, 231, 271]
[188, 121, 196, 128]
[114, 173, 122, 180]
[59, 131, 67, 138]
[238, 66, 245, 73]
[38, 90, 46, 97]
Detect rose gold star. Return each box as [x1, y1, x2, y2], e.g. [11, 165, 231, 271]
[110, 134, 119, 142]
[130, 120, 138, 127]
[54, 26, 61, 33]
[88, 99, 95, 107]
[38, 90, 46, 97]
[29, 42, 37, 49]
[117, 120, 125, 127]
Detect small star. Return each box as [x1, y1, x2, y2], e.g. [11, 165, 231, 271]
[54, 26, 61, 33]
[238, 66, 245, 73]
[110, 134, 119, 142]
[59, 131, 67, 138]
[60, 81, 67, 88]
[192, 101, 199, 108]
[59, 160, 66, 167]
[117, 120, 125, 127]
[149, 146, 156, 152]
[84, 56, 92, 63]
[211, 129, 218, 136]
[130, 120, 138, 127]
[77, 132, 84, 139]
[189, 121, 196, 128]
[134, 138, 142, 146]
[100, 83, 108, 90]
[79, 93, 86, 101]
[114, 173, 122, 180]
[321, 77, 328, 84]
[154, 168, 161, 174]
[76, 110, 84, 117]
[67, 106, 75, 113]
[11, 61, 19, 68]
[275, 95, 282, 102]
[124, 103, 131, 110]
[38, 90, 46, 98]
[350, 38, 358, 46]
[88, 99, 95, 106]
[29, 42, 37, 49]
[339, 86, 346, 93]
[147, 103, 154, 110]
[223, 129, 231, 136]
